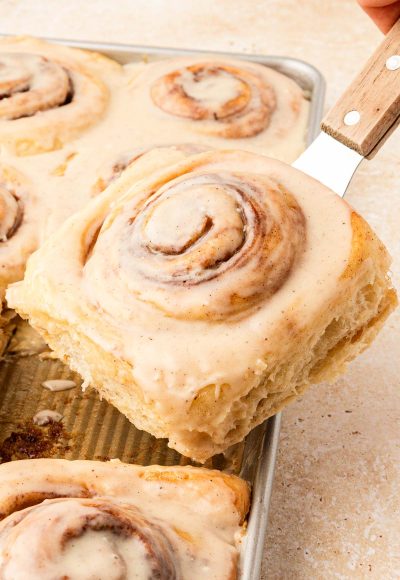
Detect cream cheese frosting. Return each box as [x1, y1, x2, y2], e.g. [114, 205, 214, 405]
[0, 49, 309, 241]
[7, 149, 357, 459]
[0, 459, 249, 580]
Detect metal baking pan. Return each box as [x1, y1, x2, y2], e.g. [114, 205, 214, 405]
[0, 36, 325, 580]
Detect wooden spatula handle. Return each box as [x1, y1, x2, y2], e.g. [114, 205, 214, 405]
[321, 19, 400, 156]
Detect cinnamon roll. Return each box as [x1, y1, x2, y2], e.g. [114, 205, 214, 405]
[0, 458, 249, 579]
[7, 149, 397, 461]
[35, 145, 209, 238]
[124, 57, 309, 161]
[0, 36, 120, 155]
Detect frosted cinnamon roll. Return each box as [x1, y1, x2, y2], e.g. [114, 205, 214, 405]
[4, 145, 203, 245]
[125, 57, 309, 161]
[151, 62, 275, 138]
[7, 149, 397, 461]
[0, 459, 249, 579]
[0, 36, 120, 155]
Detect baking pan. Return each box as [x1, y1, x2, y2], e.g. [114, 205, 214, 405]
[0, 36, 325, 580]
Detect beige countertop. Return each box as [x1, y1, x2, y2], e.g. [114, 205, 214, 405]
[0, 1, 399, 578]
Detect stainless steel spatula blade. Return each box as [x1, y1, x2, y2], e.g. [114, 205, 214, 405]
[292, 132, 363, 198]
[292, 19, 400, 194]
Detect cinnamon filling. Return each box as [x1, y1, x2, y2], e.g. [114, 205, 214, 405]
[0, 489, 90, 521]
[0, 498, 179, 580]
[0, 53, 74, 120]
[0, 185, 23, 242]
[151, 63, 276, 138]
[83, 171, 306, 321]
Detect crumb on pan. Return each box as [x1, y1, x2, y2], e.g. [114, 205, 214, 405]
[0, 420, 71, 463]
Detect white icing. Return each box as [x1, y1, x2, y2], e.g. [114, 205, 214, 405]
[0, 54, 70, 121]
[42, 379, 76, 391]
[0, 460, 245, 580]
[179, 67, 243, 109]
[0, 501, 154, 580]
[33, 409, 63, 425]
[61, 531, 152, 580]
[0, 54, 309, 241]
[7, 150, 354, 458]
[124, 56, 309, 161]
[0, 36, 115, 156]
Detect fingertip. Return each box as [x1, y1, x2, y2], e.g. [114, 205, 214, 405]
[359, 4, 400, 33]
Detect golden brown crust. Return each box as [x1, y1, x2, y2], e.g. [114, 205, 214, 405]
[0, 458, 250, 521]
[139, 464, 250, 522]
[341, 211, 391, 280]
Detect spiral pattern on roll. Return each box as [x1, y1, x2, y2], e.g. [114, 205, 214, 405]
[83, 163, 306, 321]
[0, 497, 179, 580]
[151, 63, 276, 138]
[0, 54, 72, 120]
[0, 37, 113, 155]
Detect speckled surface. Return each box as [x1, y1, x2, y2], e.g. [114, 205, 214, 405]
[0, 1, 399, 578]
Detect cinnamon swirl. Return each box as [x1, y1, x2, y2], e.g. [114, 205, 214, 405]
[124, 57, 309, 161]
[0, 36, 120, 155]
[7, 149, 397, 461]
[1, 144, 202, 242]
[0, 163, 39, 298]
[0, 161, 40, 353]
[0, 458, 249, 579]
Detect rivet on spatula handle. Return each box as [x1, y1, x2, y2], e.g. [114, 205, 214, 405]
[321, 19, 400, 156]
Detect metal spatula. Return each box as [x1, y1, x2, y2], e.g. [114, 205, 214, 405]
[293, 19, 400, 198]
